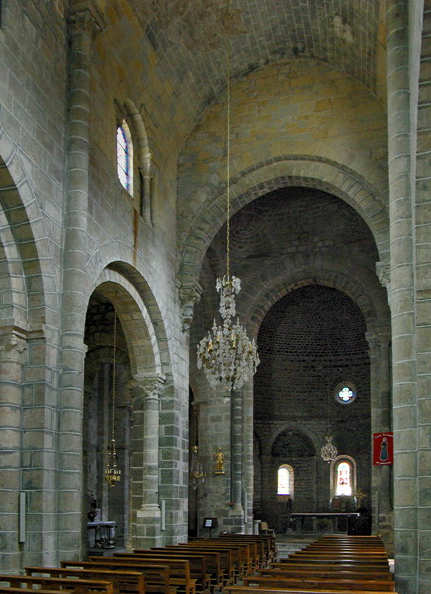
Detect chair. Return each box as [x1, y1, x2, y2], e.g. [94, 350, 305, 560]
[260, 521, 275, 536]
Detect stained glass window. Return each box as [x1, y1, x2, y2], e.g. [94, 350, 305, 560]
[334, 382, 356, 404]
[117, 121, 132, 193]
[336, 460, 352, 495]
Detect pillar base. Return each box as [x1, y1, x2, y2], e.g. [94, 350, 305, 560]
[130, 505, 163, 549]
[377, 510, 394, 557]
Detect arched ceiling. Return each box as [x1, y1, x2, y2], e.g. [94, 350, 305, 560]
[120, 0, 385, 118]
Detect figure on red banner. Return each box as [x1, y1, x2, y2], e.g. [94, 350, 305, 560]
[379, 437, 389, 462]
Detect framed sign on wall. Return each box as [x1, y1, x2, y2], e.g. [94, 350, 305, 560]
[373, 432, 393, 465]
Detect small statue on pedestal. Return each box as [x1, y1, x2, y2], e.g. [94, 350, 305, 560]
[214, 447, 225, 474]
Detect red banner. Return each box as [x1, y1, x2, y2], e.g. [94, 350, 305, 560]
[373, 432, 393, 465]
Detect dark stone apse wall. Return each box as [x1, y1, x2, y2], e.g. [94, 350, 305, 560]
[253, 284, 371, 532]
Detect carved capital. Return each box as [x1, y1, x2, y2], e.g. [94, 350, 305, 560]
[365, 330, 391, 358]
[376, 261, 391, 306]
[0, 327, 28, 363]
[179, 282, 202, 332]
[365, 331, 381, 358]
[68, 0, 106, 35]
[132, 373, 166, 401]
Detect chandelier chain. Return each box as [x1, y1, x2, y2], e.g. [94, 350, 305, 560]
[196, 0, 260, 393]
[226, 0, 231, 279]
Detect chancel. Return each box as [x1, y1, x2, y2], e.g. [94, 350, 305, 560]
[0, 2, 429, 594]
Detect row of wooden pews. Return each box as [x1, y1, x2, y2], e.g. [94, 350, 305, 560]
[225, 534, 398, 594]
[0, 533, 275, 594]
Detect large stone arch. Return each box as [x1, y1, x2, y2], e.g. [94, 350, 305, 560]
[0, 128, 60, 572]
[0, 129, 57, 327]
[85, 265, 172, 549]
[87, 255, 172, 374]
[178, 159, 389, 291]
[242, 262, 390, 338]
[267, 424, 318, 459]
[92, 268, 163, 376]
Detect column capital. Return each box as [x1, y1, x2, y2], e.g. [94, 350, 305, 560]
[376, 261, 391, 306]
[365, 330, 391, 358]
[68, 0, 106, 35]
[131, 372, 166, 401]
[178, 281, 202, 332]
[0, 326, 28, 363]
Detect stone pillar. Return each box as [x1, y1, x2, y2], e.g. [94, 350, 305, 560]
[242, 383, 254, 533]
[130, 373, 165, 548]
[229, 390, 244, 531]
[387, 0, 417, 589]
[58, 0, 105, 557]
[366, 331, 393, 549]
[0, 327, 27, 572]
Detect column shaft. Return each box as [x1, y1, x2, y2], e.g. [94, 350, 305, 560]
[58, 1, 104, 557]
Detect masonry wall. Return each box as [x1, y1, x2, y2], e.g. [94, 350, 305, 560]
[253, 285, 371, 533]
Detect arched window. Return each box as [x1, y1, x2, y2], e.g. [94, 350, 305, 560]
[277, 464, 294, 496]
[331, 456, 356, 498]
[336, 461, 352, 495]
[117, 120, 133, 194]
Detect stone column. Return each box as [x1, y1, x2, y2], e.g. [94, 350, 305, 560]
[228, 390, 244, 531]
[130, 373, 165, 548]
[242, 383, 254, 533]
[366, 331, 393, 548]
[387, 0, 417, 589]
[0, 327, 27, 572]
[58, 0, 105, 557]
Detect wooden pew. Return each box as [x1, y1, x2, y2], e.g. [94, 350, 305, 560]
[225, 586, 398, 594]
[0, 586, 71, 594]
[271, 562, 390, 573]
[243, 575, 396, 591]
[113, 551, 209, 594]
[25, 566, 145, 594]
[164, 544, 234, 585]
[149, 547, 223, 591]
[106, 555, 195, 594]
[220, 534, 275, 565]
[256, 568, 394, 582]
[61, 560, 172, 594]
[182, 541, 242, 580]
[278, 557, 390, 567]
[0, 574, 114, 594]
[208, 538, 258, 573]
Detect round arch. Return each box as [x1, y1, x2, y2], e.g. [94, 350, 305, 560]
[242, 264, 390, 340]
[178, 159, 389, 291]
[0, 131, 56, 327]
[91, 267, 164, 377]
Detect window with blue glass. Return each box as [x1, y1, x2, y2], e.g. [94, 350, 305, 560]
[117, 121, 133, 194]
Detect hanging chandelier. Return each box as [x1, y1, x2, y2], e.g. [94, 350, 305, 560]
[321, 435, 338, 463]
[197, 0, 259, 392]
[105, 307, 121, 487]
[190, 445, 205, 490]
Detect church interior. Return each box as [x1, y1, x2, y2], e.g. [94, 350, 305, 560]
[0, 1, 430, 593]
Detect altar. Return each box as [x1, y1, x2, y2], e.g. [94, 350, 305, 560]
[290, 512, 360, 533]
[87, 520, 116, 549]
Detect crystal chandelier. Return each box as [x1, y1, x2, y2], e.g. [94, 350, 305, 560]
[321, 435, 338, 463]
[105, 308, 121, 487]
[190, 445, 205, 489]
[197, 0, 259, 392]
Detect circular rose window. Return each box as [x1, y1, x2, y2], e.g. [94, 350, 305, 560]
[334, 382, 357, 404]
